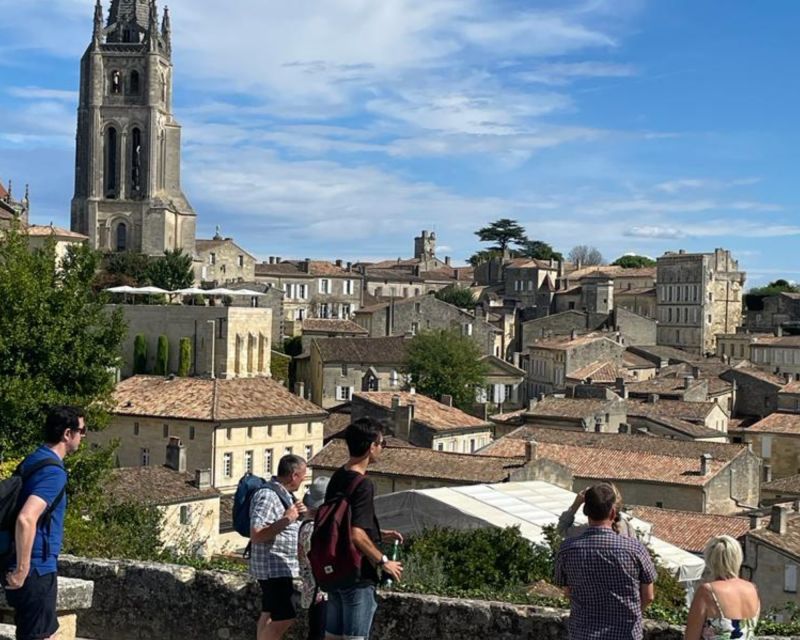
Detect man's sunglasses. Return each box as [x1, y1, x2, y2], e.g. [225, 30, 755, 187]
[71, 426, 87, 436]
[375, 439, 387, 448]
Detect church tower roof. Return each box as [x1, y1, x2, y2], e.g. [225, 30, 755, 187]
[107, 0, 151, 30]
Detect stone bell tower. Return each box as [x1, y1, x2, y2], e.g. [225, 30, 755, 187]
[70, 0, 196, 256]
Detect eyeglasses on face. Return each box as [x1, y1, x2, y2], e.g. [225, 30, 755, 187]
[375, 439, 387, 448]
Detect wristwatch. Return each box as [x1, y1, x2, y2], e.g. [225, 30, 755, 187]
[377, 554, 389, 567]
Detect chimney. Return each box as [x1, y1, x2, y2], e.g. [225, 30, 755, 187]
[445, 256, 451, 266]
[763, 464, 773, 483]
[648, 394, 659, 404]
[777, 325, 784, 338]
[440, 394, 453, 407]
[304, 258, 311, 273]
[594, 415, 603, 433]
[618, 423, 629, 434]
[722, 354, 729, 364]
[276, 256, 282, 263]
[165, 436, 186, 473]
[700, 453, 712, 476]
[749, 514, 760, 530]
[391, 394, 402, 410]
[525, 439, 538, 462]
[194, 468, 211, 489]
[538, 392, 546, 402]
[683, 375, 694, 390]
[394, 399, 414, 441]
[268, 256, 274, 264]
[335, 259, 343, 267]
[794, 499, 800, 513]
[692, 366, 700, 379]
[346, 261, 352, 272]
[295, 381, 305, 398]
[512, 352, 521, 368]
[769, 505, 788, 535]
[570, 329, 578, 341]
[785, 372, 793, 384]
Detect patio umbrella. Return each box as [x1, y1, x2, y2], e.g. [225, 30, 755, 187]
[105, 285, 137, 293]
[228, 288, 266, 297]
[203, 288, 237, 296]
[174, 287, 207, 295]
[129, 286, 170, 295]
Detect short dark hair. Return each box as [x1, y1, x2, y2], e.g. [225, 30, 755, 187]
[43, 405, 85, 445]
[277, 454, 306, 478]
[344, 417, 384, 457]
[583, 483, 617, 521]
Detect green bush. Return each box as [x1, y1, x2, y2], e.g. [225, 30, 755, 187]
[133, 334, 148, 374]
[178, 337, 192, 377]
[271, 351, 291, 383]
[155, 335, 169, 376]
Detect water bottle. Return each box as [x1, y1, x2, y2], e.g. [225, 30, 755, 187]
[382, 540, 401, 588]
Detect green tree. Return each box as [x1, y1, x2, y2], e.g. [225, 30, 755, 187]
[404, 329, 488, 409]
[133, 334, 148, 374]
[146, 249, 194, 291]
[568, 245, 604, 266]
[749, 279, 799, 296]
[178, 337, 192, 377]
[155, 335, 169, 376]
[518, 239, 563, 261]
[98, 251, 152, 288]
[467, 248, 505, 267]
[475, 218, 527, 254]
[611, 254, 656, 268]
[0, 226, 126, 456]
[434, 287, 476, 309]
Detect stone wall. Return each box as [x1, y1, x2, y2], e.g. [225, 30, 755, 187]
[58, 556, 694, 640]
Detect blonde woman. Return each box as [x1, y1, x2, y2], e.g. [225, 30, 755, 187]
[684, 535, 760, 640]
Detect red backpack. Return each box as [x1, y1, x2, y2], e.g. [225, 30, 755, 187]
[308, 473, 366, 590]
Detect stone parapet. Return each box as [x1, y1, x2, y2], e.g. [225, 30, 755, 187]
[57, 555, 789, 640]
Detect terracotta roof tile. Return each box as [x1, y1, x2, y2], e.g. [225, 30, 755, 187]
[302, 318, 368, 335]
[310, 439, 521, 483]
[780, 381, 800, 395]
[315, 336, 408, 365]
[255, 262, 307, 277]
[113, 376, 327, 421]
[0, 181, 8, 199]
[626, 399, 722, 422]
[566, 360, 624, 384]
[25, 225, 88, 240]
[105, 466, 220, 506]
[762, 474, 800, 495]
[354, 391, 491, 432]
[526, 397, 623, 419]
[745, 412, 800, 435]
[628, 506, 751, 553]
[631, 414, 723, 440]
[478, 426, 746, 486]
[623, 352, 658, 369]
[530, 332, 617, 351]
[747, 512, 800, 559]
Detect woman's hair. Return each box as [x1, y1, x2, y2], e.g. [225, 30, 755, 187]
[703, 535, 743, 580]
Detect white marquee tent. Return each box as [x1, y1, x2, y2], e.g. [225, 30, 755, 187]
[374, 480, 705, 592]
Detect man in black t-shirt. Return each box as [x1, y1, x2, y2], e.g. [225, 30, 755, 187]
[324, 418, 403, 640]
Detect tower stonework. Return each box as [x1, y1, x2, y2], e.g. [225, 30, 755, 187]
[70, 0, 196, 256]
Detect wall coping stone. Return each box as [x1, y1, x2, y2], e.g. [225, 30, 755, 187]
[0, 576, 93, 611]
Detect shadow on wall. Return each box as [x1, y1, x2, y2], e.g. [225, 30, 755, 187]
[58, 556, 689, 640]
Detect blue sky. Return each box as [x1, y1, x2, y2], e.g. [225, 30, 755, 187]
[0, 0, 797, 286]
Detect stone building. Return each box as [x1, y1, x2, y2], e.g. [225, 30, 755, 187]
[741, 412, 800, 481]
[351, 391, 493, 453]
[108, 304, 272, 379]
[656, 249, 745, 355]
[226, 282, 285, 346]
[255, 258, 363, 322]
[626, 398, 730, 438]
[744, 292, 800, 334]
[555, 266, 657, 319]
[25, 225, 89, 264]
[721, 367, 786, 419]
[195, 235, 256, 285]
[0, 179, 29, 227]
[525, 332, 626, 397]
[104, 461, 221, 557]
[750, 333, 800, 379]
[70, 0, 197, 256]
[480, 427, 760, 514]
[295, 336, 409, 408]
[297, 318, 369, 351]
[353, 294, 501, 357]
[92, 375, 326, 493]
[743, 505, 800, 612]
[779, 381, 800, 413]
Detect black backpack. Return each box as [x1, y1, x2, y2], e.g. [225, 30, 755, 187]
[0, 458, 66, 567]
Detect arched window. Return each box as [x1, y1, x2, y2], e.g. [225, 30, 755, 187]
[130, 71, 140, 95]
[131, 127, 142, 193]
[116, 223, 127, 251]
[105, 127, 118, 197]
[110, 70, 122, 94]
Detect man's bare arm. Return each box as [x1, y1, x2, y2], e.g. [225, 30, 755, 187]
[5, 496, 48, 589]
[640, 582, 654, 609]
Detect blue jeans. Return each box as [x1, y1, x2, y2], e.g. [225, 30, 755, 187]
[325, 583, 377, 639]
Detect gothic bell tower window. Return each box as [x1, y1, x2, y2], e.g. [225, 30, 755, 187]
[116, 223, 127, 252]
[131, 128, 143, 195]
[104, 127, 118, 198]
[130, 71, 140, 95]
[111, 70, 122, 94]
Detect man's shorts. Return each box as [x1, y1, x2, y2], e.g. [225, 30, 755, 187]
[259, 577, 299, 621]
[2, 571, 59, 640]
[325, 584, 378, 640]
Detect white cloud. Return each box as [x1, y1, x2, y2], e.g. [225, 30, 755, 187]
[518, 61, 637, 85]
[624, 225, 685, 239]
[6, 86, 78, 101]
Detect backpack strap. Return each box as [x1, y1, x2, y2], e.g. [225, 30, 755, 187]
[264, 480, 295, 510]
[18, 458, 64, 481]
[17, 457, 67, 562]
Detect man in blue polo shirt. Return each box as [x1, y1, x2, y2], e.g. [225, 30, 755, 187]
[2, 406, 85, 640]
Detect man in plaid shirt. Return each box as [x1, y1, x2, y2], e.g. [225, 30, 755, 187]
[554, 483, 657, 640]
[249, 454, 308, 640]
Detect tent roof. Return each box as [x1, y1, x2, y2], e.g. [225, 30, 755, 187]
[374, 480, 704, 584]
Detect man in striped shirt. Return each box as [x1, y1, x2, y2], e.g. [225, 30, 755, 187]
[554, 483, 657, 640]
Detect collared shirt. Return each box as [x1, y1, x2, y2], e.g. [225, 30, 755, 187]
[554, 526, 657, 640]
[248, 478, 299, 580]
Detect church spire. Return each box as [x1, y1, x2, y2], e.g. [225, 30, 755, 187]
[93, 0, 104, 44]
[147, 0, 159, 51]
[161, 5, 171, 53]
